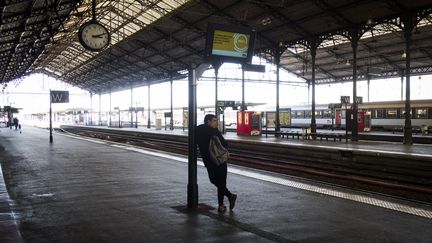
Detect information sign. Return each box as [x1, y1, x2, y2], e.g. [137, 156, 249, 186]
[50, 90, 69, 103]
[340, 96, 350, 104]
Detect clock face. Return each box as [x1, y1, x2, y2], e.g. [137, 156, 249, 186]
[78, 21, 110, 51]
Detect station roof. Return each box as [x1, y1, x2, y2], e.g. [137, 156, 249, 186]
[1, 0, 432, 94]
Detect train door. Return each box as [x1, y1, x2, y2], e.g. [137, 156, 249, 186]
[237, 111, 262, 136]
[335, 110, 342, 127]
[357, 111, 365, 132]
[363, 112, 371, 132]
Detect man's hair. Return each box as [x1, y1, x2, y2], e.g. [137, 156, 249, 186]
[204, 114, 217, 125]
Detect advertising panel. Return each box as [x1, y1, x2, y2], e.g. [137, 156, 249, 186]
[212, 30, 250, 58]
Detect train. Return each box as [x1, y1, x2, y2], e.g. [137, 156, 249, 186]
[288, 99, 432, 131]
[223, 99, 432, 132]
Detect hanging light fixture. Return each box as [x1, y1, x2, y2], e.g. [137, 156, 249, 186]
[401, 51, 406, 58]
[366, 16, 375, 25]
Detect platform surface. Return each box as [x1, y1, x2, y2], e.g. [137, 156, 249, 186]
[0, 126, 431, 242]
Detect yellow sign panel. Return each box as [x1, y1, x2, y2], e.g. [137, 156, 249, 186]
[212, 30, 250, 58]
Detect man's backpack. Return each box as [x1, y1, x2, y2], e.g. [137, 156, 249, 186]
[209, 136, 229, 166]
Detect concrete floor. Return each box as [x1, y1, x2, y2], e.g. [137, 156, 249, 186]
[0, 126, 431, 242]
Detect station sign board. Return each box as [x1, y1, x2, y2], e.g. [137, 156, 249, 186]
[243, 63, 265, 73]
[355, 96, 363, 104]
[50, 90, 69, 103]
[328, 103, 342, 109]
[217, 100, 236, 108]
[340, 96, 350, 104]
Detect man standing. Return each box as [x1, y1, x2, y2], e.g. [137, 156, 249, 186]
[196, 114, 237, 213]
[13, 117, 19, 130]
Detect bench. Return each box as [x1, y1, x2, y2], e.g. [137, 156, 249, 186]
[317, 133, 344, 141]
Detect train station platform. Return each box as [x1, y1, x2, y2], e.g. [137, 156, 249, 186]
[0, 126, 431, 242]
[75, 124, 432, 156]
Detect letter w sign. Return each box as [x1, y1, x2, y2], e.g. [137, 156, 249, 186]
[50, 90, 69, 103]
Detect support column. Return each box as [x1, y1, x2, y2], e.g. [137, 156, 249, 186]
[241, 65, 245, 111]
[351, 36, 359, 142]
[109, 91, 112, 126]
[367, 76, 370, 102]
[187, 64, 198, 209]
[89, 92, 93, 125]
[170, 77, 174, 130]
[98, 93, 102, 126]
[147, 85, 151, 128]
[130, 87, 133, 128]
[403, 15, 414, 145]
[275, 53, 281, 134]
[400, 73, 404, 101]
[310, 46, 317, 136]
[213, 62, 222, 119]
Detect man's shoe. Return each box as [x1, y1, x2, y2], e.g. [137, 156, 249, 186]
[229, 194, 237, 210]
[218, 205, 226, 213]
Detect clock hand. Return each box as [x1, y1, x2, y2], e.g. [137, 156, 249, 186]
[92, 33, 107, 38]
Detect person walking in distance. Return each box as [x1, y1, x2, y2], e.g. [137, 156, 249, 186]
[13, 117, 19, 130]
[196, 114, 237, 213]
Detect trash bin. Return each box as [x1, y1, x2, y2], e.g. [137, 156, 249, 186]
[156, 118, 162, 130]
[421, 125, 428, 135]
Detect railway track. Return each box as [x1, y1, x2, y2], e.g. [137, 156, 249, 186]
[60, 126, 432, 204]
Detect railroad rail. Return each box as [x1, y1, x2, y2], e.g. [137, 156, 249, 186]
[60, 126, 432, 204]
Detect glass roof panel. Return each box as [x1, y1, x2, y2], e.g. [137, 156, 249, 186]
[34, 0, 191, 78]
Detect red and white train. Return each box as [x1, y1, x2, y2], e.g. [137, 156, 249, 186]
[289, 99, 432, 131]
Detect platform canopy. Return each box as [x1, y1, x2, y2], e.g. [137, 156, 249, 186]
[1, 0, 432, 93]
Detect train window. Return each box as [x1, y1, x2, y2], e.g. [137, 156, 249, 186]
[400, 109, 412, 117]
[376, 109, 383, 118]
[386, 109, 398, 119]
[323, 110, 332, 118]
[305, 110, 311, 118]
[315, 110, 323, 118]
[370, 109, 376, 119]
[416, 108, 427, 119]
[294, 110, 304, 118]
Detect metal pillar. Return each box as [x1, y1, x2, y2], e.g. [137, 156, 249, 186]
[90, 92, 93, 125]
[213, 62, 221, 119]
[400, 74, 404, 101]
[187, 64, 198, 209]
[275, 54, 281, 134]
[147, 85, 151, 128]
[367, 76, 370, 102]
[98, 93, 102, 126]
[170, 77, 174, 130]
[241, 65, 245, 111]
[49, 90, 53, 143]
[403, 15, 413, 145]
[351, 38, 359, 142]
[310, 47, 317, 136]
[130, 87, 133, 128]
[109, 91, 112, 126]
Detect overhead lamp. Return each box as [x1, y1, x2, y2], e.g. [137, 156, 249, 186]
[345, 60, 351, 66]
[401, 51, 406, 58]
[366, 17, 375, 25]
